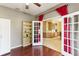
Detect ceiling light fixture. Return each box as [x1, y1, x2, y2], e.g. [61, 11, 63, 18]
[26, 3, 29, 5]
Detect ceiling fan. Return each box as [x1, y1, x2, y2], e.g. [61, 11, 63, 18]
[25, 3, 41, 9]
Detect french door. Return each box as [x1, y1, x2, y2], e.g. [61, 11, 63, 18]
[62, 11, 79, 56]
[32, 21, 43, 46]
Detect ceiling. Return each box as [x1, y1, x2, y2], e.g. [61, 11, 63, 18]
[0, 3, 59, 16]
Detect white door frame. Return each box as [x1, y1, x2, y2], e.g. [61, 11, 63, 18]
[42, 16, 62, 52]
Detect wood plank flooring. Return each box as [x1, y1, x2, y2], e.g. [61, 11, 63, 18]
[10, 45, 62, 56]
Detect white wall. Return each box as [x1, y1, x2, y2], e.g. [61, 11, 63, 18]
[0, 6, 36, 48]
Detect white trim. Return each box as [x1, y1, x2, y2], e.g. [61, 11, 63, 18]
[43, 16, 61, 21]
[61, 15, 64, 55]
[11, 45, 22, 49]
[43, 44, 60, 53]
[11, 43, 32, 49]
[22, 43, 32, 47]
[0, 51, 10, 56]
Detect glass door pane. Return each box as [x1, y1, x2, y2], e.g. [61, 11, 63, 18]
[74, 49, 79, 56]
[74, 32, 79, 40]
[64, 45, 67, 52]
[74, 15, 79, 22]
[74, 40, 79, 49]
[64, 38, 67, 45]
[68, 17, 72, 23]
[74, 24, 78, 31]
[64, 18, 67, 24]
[64, 24, 67, 30]
[68, 46, 72, 54]
[68, 32, 70, 38]
[64, 32, 67, 38]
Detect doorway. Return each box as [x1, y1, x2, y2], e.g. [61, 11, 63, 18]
[43, 17, 62, 52]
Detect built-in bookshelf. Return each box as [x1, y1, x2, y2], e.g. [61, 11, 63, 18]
[62, 11, 79, 56]
[22, 21, 32, 47]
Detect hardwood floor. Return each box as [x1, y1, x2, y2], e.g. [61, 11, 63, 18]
[10, 45, 62, 56]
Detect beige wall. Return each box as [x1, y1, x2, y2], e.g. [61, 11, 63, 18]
[57, 21, 61, 32]
[0, 6, 36, 48]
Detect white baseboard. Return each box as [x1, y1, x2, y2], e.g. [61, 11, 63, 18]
[11, 45, 22, 49]
[43, 44, 61, 53]
[11, 43, 32, 49]
[0, 51, 10, 56]
[0, 44, 32, 55]
[23, 43, 32, 47]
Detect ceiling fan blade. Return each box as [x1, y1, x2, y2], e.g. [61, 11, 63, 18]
[34, 3, 41, 7]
